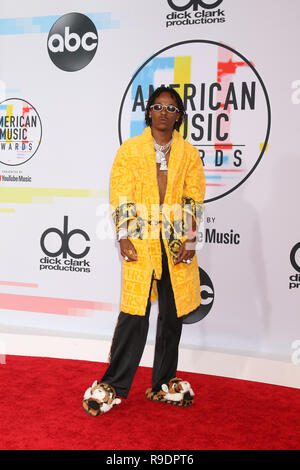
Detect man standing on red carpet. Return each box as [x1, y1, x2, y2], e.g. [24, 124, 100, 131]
[83, 86, 205, 417]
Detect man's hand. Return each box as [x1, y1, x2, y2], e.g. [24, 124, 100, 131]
[173, 237, 196, 265]
[119, 238, 138, 262]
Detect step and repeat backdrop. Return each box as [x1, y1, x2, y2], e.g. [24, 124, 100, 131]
[0, 0, 300, 363]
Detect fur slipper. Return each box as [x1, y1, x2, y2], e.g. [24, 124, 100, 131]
[146, 377, 194, 407]
[83, 381, 121, 417]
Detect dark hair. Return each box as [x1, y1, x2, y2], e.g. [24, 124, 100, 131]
[145, 86, 185, 131]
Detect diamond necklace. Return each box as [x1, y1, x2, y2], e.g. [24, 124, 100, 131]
[153, 135, 173, 171]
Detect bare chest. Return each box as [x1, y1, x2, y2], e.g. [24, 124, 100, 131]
[156, 153, 170, 206]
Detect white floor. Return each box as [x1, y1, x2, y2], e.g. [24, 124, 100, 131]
[1, 325, 300, 389]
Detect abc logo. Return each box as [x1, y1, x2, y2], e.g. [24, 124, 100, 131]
[40, 216, 90, 259]
[182, 267, 215, 324]
[47, 12, 98, 71]
[167, 0, 223, 11]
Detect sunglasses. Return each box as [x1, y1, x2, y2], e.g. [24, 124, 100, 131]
[150, 104, 179, 114]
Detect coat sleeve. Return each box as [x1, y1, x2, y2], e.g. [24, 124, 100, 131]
[182, 146, 206, 231]
[110, 142, 137, 236]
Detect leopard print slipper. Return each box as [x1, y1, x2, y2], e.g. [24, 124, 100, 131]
[83, 381, 121, 417]
[145, 377, 194, 407]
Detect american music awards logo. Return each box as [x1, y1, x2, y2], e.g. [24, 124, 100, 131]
[118, 40, 271, 203]
[0, 98, 42, 167]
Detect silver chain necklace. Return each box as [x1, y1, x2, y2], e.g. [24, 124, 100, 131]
[153, 135, 173, 171]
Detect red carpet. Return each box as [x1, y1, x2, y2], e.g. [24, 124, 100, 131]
[0, 355, 299, 450]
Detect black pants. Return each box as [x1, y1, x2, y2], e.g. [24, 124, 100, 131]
[101, 231, 183, 398]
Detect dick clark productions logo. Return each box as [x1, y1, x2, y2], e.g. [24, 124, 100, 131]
[166, 0, 225, 27]
[167, 0, 223, 10]
[289, 242, 300, 289]
[40, 216, 91, 273]
[47, 12, 98, 71]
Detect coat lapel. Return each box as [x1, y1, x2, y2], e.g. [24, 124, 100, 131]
[141, 127, 160, 207]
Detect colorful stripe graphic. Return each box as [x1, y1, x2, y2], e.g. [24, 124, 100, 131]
[5, 104, 13, 143]
[0, 281, 38, 288]
[260, 142, 269, 151]
[0, 293, 119, 317]
[130, 57, 175, 137]
[130, 56, 192, 138]
[0, 187, 108, 205]
[174, 56, 191, 138]
[0, 13, 120, 35]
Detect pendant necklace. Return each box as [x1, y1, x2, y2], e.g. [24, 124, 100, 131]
[153, 135, 173, 171]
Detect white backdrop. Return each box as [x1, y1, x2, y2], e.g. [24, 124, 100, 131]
[1, 0, 300, 382]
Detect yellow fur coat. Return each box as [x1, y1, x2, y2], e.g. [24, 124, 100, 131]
[110, 126, 205, 318]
